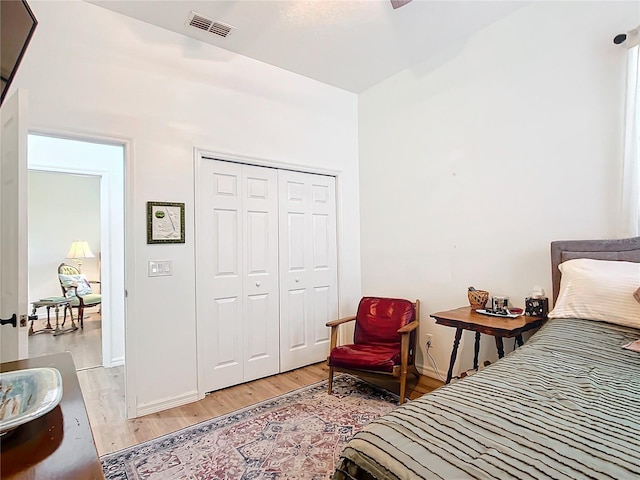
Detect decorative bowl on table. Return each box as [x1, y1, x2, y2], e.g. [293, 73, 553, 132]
[0, 367, 63, 436]
[467, 288, 489, 311]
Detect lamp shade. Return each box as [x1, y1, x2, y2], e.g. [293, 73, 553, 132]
[66, 240, 95, 260]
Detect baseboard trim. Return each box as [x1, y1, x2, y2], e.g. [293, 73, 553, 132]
[106, 356, 125, 368]
[136, 390, 199, 417]
[417, 361, 446, 382]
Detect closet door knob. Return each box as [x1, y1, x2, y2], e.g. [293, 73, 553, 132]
[256, 281, 261, 287]
[295, 277, 300, 283]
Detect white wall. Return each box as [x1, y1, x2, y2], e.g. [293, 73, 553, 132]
[10, 0, 360, 415]
[28, 171, 100, 302]
[359, 1, 637, 379]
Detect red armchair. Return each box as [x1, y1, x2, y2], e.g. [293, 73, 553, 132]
[326, 297, 420, 404]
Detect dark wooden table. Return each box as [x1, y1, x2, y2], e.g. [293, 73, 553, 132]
[430, 306, 546, 384]
[1, 352, 104, 480]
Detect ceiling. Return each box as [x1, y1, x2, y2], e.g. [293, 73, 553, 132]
[88, 0, 524, 93]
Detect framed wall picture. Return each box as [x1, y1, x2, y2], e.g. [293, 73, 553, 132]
[147, 201, 185, 244]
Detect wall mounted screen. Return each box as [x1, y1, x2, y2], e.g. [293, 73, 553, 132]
[1, 0, 38, 105]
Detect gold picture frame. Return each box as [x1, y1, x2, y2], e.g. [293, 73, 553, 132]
[147, 202, 185, 244]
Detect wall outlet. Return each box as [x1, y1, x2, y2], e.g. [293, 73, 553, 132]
[426, 333, 433, 348]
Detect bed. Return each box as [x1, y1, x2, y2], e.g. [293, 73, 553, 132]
[334, 237, 640, 480]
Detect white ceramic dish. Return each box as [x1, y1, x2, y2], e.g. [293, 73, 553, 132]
[0, 367, 63, 436]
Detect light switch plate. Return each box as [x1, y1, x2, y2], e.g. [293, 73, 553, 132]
[148, 260, 172, 277]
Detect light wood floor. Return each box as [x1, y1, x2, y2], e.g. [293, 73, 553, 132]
[28, 308, 102, 370]
[78, 362, 444, 456]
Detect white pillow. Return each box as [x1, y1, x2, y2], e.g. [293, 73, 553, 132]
[58, 273, 93, 297]
[549, 258, 640, 328]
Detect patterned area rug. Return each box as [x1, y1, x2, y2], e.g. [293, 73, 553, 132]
[101, 375, 398, 479]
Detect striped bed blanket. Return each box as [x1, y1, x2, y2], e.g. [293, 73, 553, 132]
[334, 317, 640, 480]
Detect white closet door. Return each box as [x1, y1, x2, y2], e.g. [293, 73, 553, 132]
[242, 164, 280, 382]
[278, 170, 338, 371]
[197, 160, 279, 393]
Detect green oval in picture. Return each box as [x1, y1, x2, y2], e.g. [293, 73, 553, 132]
[155, 211, 165, 219]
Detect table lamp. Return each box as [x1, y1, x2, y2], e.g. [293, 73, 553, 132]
[66, 240, 95, 272]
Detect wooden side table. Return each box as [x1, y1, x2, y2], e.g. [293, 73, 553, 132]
[29, 297, 76, 336]
[430, 306, 546, 383]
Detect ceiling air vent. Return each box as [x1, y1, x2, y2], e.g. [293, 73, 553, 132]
[186, 11, 234, 38]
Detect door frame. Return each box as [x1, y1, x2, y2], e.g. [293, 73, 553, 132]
[193, 147, 344, 399]
[0, 89, 29, 362]
[28, 128, 134, 417]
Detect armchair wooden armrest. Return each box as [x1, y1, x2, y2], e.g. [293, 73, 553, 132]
[65, 285, 79, 297]
[326, 315, 356, 328]
[65, 286, 88, 310]
[327, 315, 356, 351]
[397, 320, 419, 334]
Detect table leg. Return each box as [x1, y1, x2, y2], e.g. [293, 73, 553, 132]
[28, 306, 37, 335]
[53, 305, 61, 335]
[45, 307, 53, 330]
[515, 334, 524, 347]
[28, 304, 56, 335]
[53, 303, 78, 336]
[473, 332, 481, 370]
[495, 336, 505, 358]
[446, 328, 463, 384]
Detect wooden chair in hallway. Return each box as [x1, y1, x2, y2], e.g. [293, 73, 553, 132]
[58, 263, 102, 328]
[326, 297, 420, 404]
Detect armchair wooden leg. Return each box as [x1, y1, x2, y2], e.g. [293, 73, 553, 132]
[78, 306, 84, 329]
[399, 369, 407, 405]
[328, 366, 335, 395]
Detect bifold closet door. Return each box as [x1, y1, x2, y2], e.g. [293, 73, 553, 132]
[278, 170, 338, 372]
[197, 160, 280, 393]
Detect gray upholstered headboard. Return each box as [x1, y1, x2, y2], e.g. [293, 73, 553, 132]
[550, 237, 640, 304]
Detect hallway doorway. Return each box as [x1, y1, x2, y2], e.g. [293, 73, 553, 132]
[28, 169, 102, 369]
[26, 133, 125, 372]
